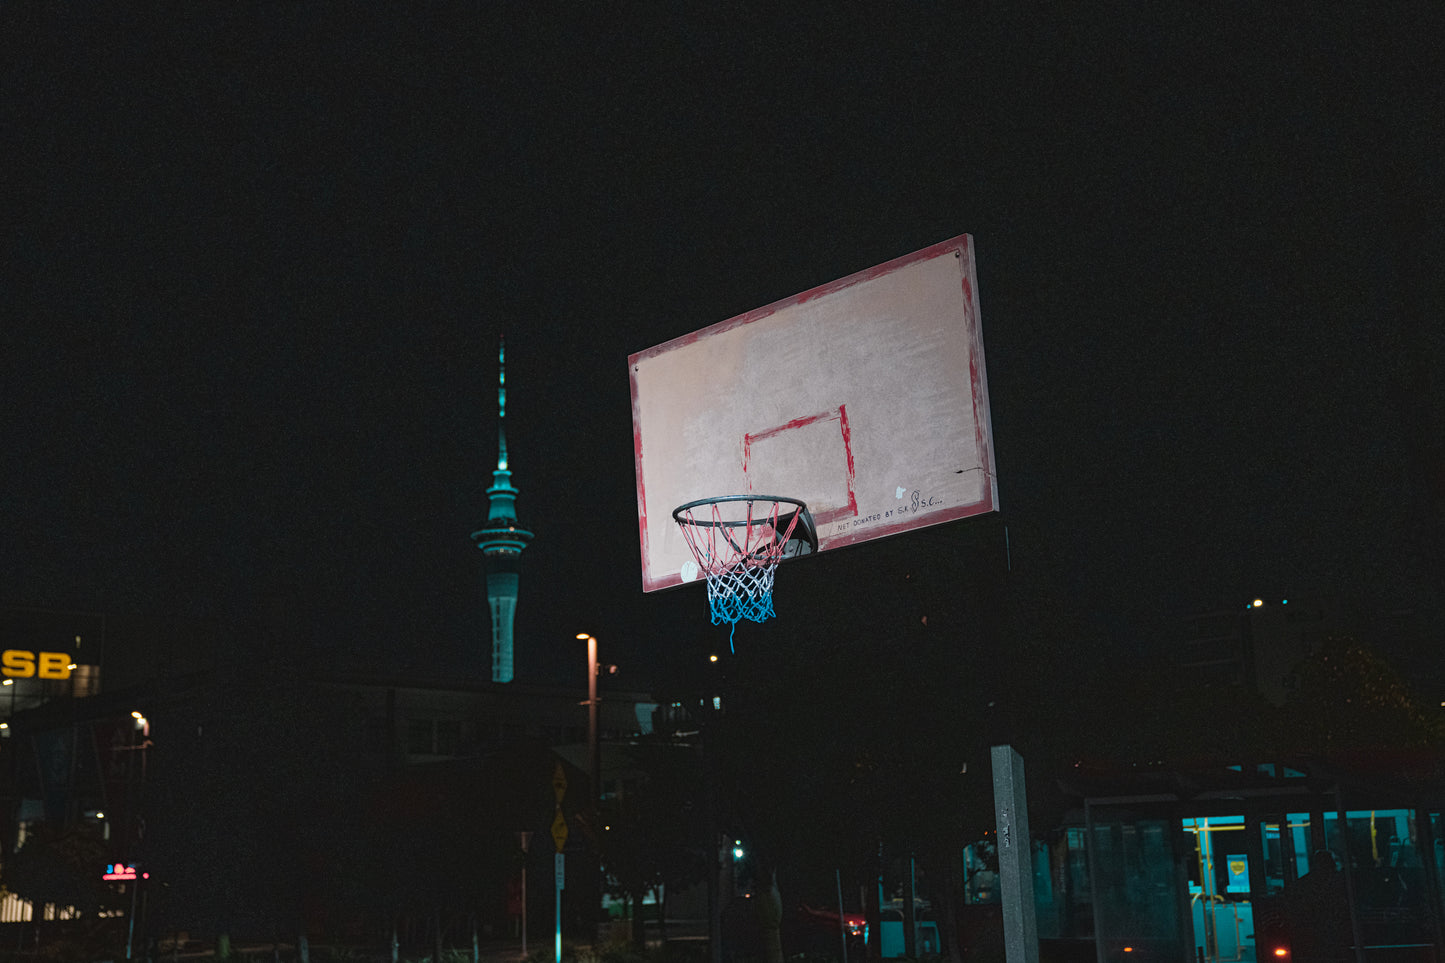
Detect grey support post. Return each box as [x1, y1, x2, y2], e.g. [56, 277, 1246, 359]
[991, 745, 1039, 963]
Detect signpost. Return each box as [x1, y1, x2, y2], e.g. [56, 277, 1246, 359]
[517, 831, 534, 956]
[553, 762, 568, 804]
[553, 763, 568, 963]
[102, 864, 149, 960]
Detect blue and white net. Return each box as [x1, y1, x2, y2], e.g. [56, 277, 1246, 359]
[675, 498, 804, 651]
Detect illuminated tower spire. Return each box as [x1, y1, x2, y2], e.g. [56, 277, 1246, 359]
[471, 336, 533, 683]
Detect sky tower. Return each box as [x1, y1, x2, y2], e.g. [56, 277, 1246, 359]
[471, 337, 533, 683]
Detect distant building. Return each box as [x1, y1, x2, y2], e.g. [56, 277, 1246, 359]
[0, 607, 658, 946]
[316, 669, 658, 768]
[1174, 597, 1337, 705]
[471, 337, 534, 683]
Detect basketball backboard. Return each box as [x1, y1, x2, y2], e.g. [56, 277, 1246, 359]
[630, 234, 997, 593]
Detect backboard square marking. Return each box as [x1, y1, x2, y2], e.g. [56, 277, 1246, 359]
[743, 406, 857, 526]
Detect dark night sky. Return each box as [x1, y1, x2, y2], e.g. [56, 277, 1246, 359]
[3, 6, 1442, 688]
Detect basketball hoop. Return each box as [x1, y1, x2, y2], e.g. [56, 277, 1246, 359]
[672, 495, 817, 650]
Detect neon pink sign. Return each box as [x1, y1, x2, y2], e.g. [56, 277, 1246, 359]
[102, 864, 148, 881]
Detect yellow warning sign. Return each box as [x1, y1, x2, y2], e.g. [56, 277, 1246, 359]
[552, 763, 567, 803]
[551, 808, 568, 852]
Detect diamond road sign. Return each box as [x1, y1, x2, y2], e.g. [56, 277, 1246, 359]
[552, 763, 567, 803]
[551, 808, 568, 852]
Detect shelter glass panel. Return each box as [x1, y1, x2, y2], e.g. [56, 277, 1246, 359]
[1259, 817, 1287, 897]
[1088, 808, 1188, 963]
[1325, 809, 1435, 951]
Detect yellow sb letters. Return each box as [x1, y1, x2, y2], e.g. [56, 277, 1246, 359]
[1, 651, 72, 680]
[1, 650, 33, 678]
[37, 652, 70, 679]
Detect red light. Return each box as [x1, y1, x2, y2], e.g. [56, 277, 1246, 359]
[1123, 948, 1133, 954]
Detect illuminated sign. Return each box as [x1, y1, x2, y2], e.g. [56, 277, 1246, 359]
[1, 651, 73, 680]
[103, 864, 147, 881]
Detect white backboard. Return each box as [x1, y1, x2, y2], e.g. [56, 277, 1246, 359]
[630, 235, 997, 593]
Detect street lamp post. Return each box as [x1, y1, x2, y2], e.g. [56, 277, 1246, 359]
[576, 634, 602, 942]
[575, 634, 600, 819]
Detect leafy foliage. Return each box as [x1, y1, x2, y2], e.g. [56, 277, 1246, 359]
[1042, 634, 1445, 771]
[1285, 635, 1445, 752]
[1, 821, 120, 920]
[598, 736, 708, 941]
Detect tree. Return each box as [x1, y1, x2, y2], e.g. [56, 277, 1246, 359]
[649, 515, 1132, 963]
[597, 736, 709, 947]
[2, 822, 120, 920]
[1284, 635, 1445, 754]
[1, 821, 125, 960]
[684, 522, 1011, 963]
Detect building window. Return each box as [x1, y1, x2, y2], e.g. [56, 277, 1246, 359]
[364, 715, 390, 750]
[407, 719, 435, 755]
[435, 719, 461, 756]
[407, 718, 463, 756]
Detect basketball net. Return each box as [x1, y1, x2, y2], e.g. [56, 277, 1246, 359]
[674, 498, 803, 651]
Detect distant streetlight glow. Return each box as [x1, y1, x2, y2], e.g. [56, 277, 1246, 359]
[1252, 599, 1264, 608]
[709, 654, 718, 662]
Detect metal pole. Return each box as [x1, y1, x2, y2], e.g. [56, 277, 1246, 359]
[586, 635, 601, 944]
[902, 853, 917, 959]
[517, 829, 535, 956]
[125, 878, 138, 959]
[1334, 789, 1366, 963]
[575, 633, 604, 940]
[836, 869, 848, 963]
[588, 635, 599, 817]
